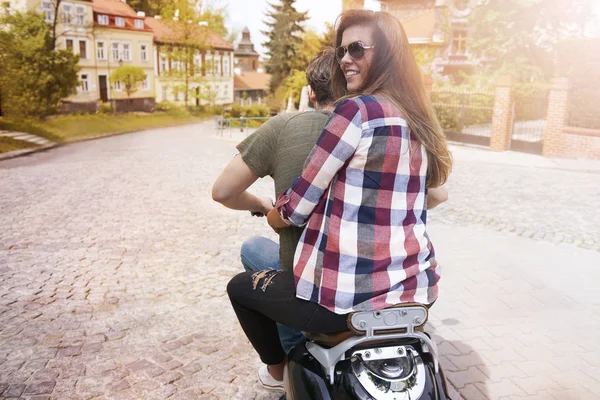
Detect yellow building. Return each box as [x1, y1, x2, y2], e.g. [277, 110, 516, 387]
[7, 0, 155, 112]
[145, 16, 234, 106]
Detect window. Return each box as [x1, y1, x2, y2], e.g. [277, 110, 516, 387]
[112, 42, 120, 61]
[115, 16, 125, 27]
[61, 3, 71, 23]
[224, 84, 228, 96]
[135, 19, 144, 29]
[194, 55, 201, 72]
[140, 44, 148, 62]
[42, 0, 54, 22]
[451, 29, 467, 55]
[98, 14, 108, 25]
[206, 56, 213, 74]
[114, 81, 121, 91]
[97, 41, 106, 60]
[122, 43, 130, 61]
[223, 57, 229, 75]
[79, 40, 87, 59]
[214, 58, 220, 75]
[160, 56, 168, 73]
[66, 39, 73, 52]
[142, 76, 148, 90]
[75, 5, 85, 25]
[80, 74, 89, 92]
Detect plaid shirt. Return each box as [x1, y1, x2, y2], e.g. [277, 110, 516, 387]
[275, 95, 439, 314]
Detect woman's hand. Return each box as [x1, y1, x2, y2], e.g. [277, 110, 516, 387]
[250, 197, 274, 217]
[267, 208, 291, 233]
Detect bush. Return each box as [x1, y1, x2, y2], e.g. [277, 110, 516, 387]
[155, 101, 177, 112]
[224, 104, 270, 119]
[98, 101, 112, 114]
[244, 104, 270, 118]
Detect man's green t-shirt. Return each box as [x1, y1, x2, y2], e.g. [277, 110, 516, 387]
[237, 110, 331, 272]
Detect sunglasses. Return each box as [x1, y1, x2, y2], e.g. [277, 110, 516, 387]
[335, 41, 375, 64]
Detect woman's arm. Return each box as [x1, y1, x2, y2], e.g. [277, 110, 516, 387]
[275, 99, 363, 226]
[427, 185, 448, 210]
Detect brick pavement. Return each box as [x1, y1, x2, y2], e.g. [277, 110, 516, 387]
[1, 121, 599, 399]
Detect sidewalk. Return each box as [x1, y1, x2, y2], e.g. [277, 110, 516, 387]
[0, 130, 56, 161]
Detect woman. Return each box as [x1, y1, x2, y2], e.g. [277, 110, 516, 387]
[227, 9, 452, 390]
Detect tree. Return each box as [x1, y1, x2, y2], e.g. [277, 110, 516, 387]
[292, 29, 322, 72]
[320, 22, 336, 50]
[469, 0, 594, 82]
[110, 65, 147, 97]
[262, 0, 308, 92]
[0, 11, 79, 120]
[164, 19, 211, 107]
[199, 4, 228, 38]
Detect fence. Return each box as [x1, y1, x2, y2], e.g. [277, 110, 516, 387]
[510, 92, 548, 154]
[215, 116, 270, 137]
[431, 89, 494, 147]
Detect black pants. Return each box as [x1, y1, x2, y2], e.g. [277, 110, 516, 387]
[227, 270, 349, 365]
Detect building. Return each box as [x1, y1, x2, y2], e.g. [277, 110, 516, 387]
[233, 26, 271, 106]
[343, 0, 475, 78]
[234, 27, 259, 73]
[7, 0, 156, 112]
[5, 0, 233, 112]
[145, 16, 234, 106]
[233, 73, 271, 106]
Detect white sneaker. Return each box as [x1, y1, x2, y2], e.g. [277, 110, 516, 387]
[258, 364, 284, 392]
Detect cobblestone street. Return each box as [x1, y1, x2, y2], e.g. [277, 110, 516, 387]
[1, 121, 599, 399]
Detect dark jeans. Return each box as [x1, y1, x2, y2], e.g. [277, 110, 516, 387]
[227, 270, 349, 365]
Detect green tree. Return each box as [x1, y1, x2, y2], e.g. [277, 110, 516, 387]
[199, 4, 228, 38]
[0, 11, 79, 120]
[469, 0, 594, 82]
[262, 0, 308, 92]
[320, 22, 336, 50]
[164, 19, 210, 107]
[293, 29, 322, 71]
[281, 69, 307, 107]
[110, 65, 147, 97]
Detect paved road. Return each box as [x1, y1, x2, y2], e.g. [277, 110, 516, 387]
[1, 121, 599, 399]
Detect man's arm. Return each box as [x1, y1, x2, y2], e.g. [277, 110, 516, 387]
[211, 155, 273, 216]
[427, 185, 448, 210]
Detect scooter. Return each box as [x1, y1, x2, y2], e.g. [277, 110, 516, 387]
[282, 303, 450, 399]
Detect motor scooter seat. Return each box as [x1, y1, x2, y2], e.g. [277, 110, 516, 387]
[303, 330, 356, 347]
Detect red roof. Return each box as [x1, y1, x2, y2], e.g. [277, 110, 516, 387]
[234, 72, 271, 91]
[145, 17, 234, 51]
[92, 0, 138, 17]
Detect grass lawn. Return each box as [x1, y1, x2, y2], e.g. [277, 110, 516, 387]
[0, 111, 206, 144]
[0, 136, 40, 153]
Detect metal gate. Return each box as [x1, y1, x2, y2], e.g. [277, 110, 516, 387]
[510, 93, 548, 154]
[431, 89, 494, 147]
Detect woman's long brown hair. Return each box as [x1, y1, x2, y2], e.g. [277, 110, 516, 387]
[332, 10, 452, 188]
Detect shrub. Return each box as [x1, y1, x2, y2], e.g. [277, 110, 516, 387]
[155, 101, 177, 112]
[98, 102, 112, 114]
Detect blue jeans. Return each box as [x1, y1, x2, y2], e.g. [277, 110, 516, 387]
[240, 236, 306, 354]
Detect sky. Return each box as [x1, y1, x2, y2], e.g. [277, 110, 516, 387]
[219, 0, 381, 57]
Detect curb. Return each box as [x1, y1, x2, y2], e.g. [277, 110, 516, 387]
[0, 143, 61, 162]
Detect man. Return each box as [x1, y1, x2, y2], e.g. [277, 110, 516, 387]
[212, 50, 337, 360]
[212, 49, 448, 355]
